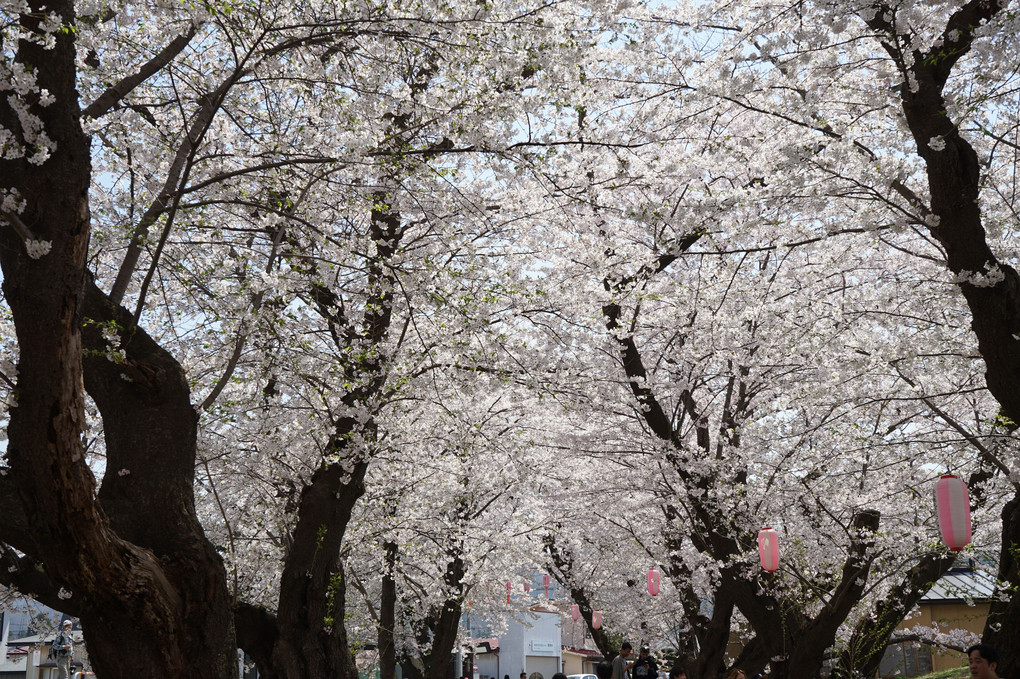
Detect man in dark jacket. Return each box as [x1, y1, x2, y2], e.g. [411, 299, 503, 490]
[630, 647, 658, 679]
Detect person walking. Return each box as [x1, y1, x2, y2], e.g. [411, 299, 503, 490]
[631, 647, 658, 679]
[612, 642, 635, 679]
[52, 620, 74, 679]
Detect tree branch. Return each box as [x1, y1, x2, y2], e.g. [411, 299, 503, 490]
[81, 26, 198, 120]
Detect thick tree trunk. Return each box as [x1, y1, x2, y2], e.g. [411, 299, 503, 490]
[79, 282, 238, 679]
[268, 458, 367, 679]
[692, 587, 739, 679]
[729, 639, 768, 679]
[240, 199, 404, 679]
[661, 514, 732, 679]
[427, 554, 467, 679]
[859, 5, 1019, 672]
[0, 0, 237, 675]
[236, 603, 281, 679]
[982, 495, 1020, 677]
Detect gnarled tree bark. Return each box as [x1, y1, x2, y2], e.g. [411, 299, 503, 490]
[0, 0, 237, 674]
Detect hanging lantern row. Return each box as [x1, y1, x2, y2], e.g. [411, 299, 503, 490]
[750, 475, 973, 575]
[757, 527, 779, 573]
[647, 567, 660, 596]
[506, 574, 556, 601]
[936, 474, 972, 552]
[538, 481, 971, 630]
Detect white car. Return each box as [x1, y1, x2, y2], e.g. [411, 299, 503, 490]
[568, 674, 598, 679]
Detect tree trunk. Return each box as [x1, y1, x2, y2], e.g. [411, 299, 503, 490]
[859, 5, 1020, 672]
[427, 553, 468, 679]
[661, 514, 732, 679]
[0, 0, 237, 674]
[239, 198, 404, 679]
[236, 603, 281, 679]
[983, 494, 1020, 677]
[692, 587, 739, 679]
[380, 540, 399, 679]
[267, 458, 367, 679]
[545, 534, 619, 659]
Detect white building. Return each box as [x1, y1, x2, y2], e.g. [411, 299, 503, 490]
[473, 605, 564, 679]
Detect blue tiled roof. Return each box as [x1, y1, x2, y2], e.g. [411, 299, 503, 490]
[921, 566, 998, 603]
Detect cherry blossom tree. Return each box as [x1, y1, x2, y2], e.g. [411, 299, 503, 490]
[641, 0, 1020, 671]
[1, 0, 614, 676]
[5, 0, 1019, 677]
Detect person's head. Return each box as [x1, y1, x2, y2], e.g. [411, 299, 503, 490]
[967, 645, 999, 679]
[726, 671, 747, 679]
[596, 661, 613, 679]
[520, 673, 527, 679]
[668, 666, 686, 679]
[552, 673, 567, 679]
[61, 620, 72, 629]
[620, 642, 633, 658]
[639, 647, 650, 658]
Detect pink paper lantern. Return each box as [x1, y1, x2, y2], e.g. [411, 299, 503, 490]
[570, 603, 579, 621]
[936, 474, 972, 551]
[543, 573, 550, 598]
[647, 567, 660, 596]
[592, 610, 602, 629]
[524, 580, 530, 593]
[757, 527, 779, 572]
[506, 580, 511, 604]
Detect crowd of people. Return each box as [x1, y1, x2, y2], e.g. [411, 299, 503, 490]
[544, 640, 1005, 679]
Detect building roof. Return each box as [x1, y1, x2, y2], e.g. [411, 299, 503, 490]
[563, 648, 603, 659]
[6, 631, 85, 645]
[921, 565, 997, 603]
[473, 638, 499, 653]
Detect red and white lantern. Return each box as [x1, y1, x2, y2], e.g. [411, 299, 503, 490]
[757, 527, 779, 572]
[543, 573, 550, 598]
[592, 610, 602, 629]
[570, 603, 579, 621]
[506, 580, 512, 604]
[647, 567, 661, 596]
[936, 474, 972, 551]
[524, 580, 530, 593]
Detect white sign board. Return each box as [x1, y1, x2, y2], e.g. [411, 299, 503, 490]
[531, 641, 555, 653]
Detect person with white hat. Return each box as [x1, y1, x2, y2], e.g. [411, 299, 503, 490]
[52, 620, 74, 679]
